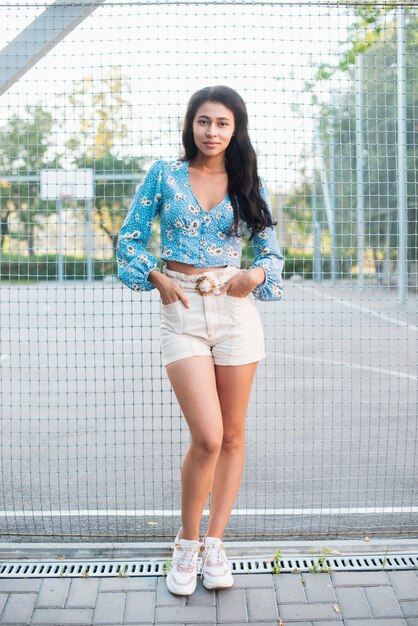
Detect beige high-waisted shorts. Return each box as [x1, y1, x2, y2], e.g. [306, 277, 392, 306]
[160, 265, 266, 367]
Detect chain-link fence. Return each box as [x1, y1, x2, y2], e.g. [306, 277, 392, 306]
[0, 0, 417, 542]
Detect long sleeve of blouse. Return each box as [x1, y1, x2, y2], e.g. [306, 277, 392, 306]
[248, 179, 285, 301]
[116, 160, 163, 292]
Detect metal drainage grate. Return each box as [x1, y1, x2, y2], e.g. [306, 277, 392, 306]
[0, 553, 417, 578]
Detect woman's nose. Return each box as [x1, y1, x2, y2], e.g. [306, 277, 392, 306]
[206, 124, 217, 136]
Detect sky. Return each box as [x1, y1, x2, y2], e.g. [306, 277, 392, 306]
[0, 0, 354, 192]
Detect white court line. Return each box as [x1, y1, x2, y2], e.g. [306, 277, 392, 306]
[0, 507, 417, 517]
[294, 284, 418, 333]
[287, 354, 417, 381]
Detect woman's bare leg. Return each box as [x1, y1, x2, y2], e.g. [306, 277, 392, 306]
[205, 362, 259, 539]
[165, 355, 223, 541]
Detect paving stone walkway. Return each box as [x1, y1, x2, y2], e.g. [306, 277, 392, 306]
[1, 569, 418, 625]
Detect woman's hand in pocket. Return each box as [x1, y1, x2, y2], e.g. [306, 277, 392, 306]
[148, 270, 190, 307]
[216, 268, 265, 298]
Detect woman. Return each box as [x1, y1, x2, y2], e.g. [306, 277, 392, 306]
[117, 85, 284, 596]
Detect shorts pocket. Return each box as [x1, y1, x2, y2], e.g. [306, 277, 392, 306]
[161, 299, 182, 308]
[225, 293, 258, 326]
[160, 299, 184, 333]
[225, 294, 251, 303]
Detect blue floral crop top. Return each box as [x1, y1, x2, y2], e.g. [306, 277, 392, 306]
[116, 159, 284, 301]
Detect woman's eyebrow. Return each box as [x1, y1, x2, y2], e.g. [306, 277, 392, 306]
[196, 115, 231, 121]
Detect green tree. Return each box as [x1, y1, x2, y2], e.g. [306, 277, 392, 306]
[282, 177, 313, 251]
[74, 154, 148, 254]
[65, 66, 131, 162]
[65, 67, 149, 254]
[0, 105, 61, 254]
[325, 13, 417, 272]
[302, 6, 417, 276]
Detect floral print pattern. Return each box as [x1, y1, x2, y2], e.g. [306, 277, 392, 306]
[116, 159, 284, 300]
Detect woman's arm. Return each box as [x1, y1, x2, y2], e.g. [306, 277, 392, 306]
[248, 178, 285, 301]
[116, 160, 164, 292]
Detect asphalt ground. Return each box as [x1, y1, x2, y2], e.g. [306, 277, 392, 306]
[0, 278, 417, 542]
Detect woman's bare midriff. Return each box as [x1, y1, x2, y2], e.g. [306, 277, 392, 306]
[165, 260, 228, 275]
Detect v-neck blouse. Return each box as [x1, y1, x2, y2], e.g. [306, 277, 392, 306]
[116, 159, 284, 301]
[186, 162, 229, 213]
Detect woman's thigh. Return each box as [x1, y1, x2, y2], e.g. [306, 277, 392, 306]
[214, 362, 259, 437]
[166, 356, 223, 445]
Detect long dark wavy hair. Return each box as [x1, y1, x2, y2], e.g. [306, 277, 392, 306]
[181, 85, 276, 238]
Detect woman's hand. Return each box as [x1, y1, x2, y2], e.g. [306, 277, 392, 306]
[148, 270, 191, 307]
[216, 267, 265, 298]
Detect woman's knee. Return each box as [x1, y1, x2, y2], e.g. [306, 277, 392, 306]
[221, 431, 245, 454]
[191, 433, 223, 458]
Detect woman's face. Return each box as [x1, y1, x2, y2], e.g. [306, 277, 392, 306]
[192, 101, 235, 159]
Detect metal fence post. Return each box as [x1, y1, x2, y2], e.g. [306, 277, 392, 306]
[355, 52, 365, 290]
[397, 5, 408, 305]
[312, 170, 322, 283]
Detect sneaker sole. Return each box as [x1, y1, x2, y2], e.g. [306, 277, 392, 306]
[166, 575, 197, 596]
[202, 577, 234, 590]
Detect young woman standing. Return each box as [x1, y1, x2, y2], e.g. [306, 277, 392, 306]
[117, 86, 284, 596]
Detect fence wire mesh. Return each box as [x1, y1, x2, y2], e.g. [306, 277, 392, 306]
[0, 0, 417, 542]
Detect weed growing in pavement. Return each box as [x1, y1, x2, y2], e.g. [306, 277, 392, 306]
[381, 545, 390, 570]
[118, 564, 129, 577]
[309, 547, 332, 573]
[272, 548, 283, 574]
[162, 560, 172, 576]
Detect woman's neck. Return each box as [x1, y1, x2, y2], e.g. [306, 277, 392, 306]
[189, 153, 226, 173]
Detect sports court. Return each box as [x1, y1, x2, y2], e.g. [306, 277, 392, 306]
[1, 278, 416, 541]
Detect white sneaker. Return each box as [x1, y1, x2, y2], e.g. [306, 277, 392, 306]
[201, 537, 234, 590]
[166, 530, 201, 596]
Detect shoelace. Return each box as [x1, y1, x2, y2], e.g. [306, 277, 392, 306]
[175, 542, 200, 572]
[201, 542, 225, 577]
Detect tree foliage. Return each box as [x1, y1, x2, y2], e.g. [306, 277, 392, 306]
[292, 5, 417, 274]
[0, 68, 148, 257]
[0, 105, 61, 253]
[65, 67, 145, 252]
[65, 66, 131, 161]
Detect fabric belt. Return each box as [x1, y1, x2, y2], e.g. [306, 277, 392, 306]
[163, 265, 240, 296]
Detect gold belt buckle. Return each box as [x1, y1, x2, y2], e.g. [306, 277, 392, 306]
[195, 275, 217, 296]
